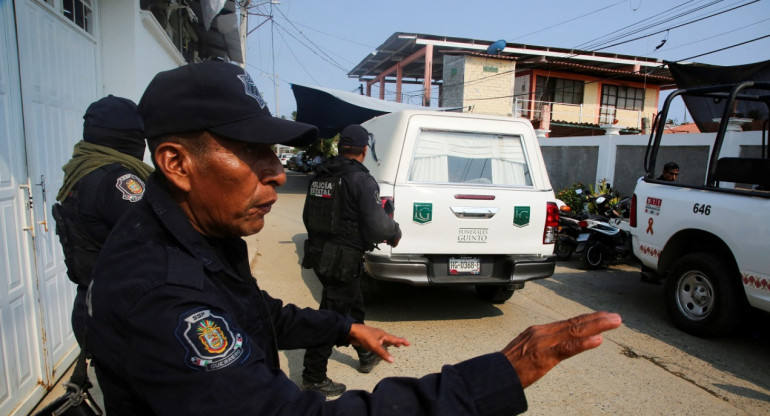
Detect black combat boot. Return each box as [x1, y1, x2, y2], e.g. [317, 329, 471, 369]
[358, 350, 383, 374]
[301, 378, 346, 397]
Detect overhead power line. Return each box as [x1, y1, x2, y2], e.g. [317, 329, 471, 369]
[273, 7, 349, 71]
[574, 0, 703, 50]
[271, 19, 348, 72]
[509, 0, 626, 42]
[678, 33, 770, 61]
[589, 0, 761, 52]
[273, 24, 321, 85]
[653, 16, 770, 54]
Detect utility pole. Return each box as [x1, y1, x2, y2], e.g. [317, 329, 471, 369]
[241, 0, 281, 115]
[238, 1, 250, 66]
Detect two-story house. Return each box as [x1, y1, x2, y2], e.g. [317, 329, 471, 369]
[348, 32, 676, 137]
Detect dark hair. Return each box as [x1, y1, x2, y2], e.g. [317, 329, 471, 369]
[663, 162, 679, 172]
[338, 145, 365, 156]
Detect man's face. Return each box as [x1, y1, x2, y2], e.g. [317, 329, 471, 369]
[185, 133, 285, 238]
[662, 169, 679, 181]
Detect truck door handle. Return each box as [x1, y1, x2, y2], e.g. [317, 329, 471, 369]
[450, 206, 498, 218]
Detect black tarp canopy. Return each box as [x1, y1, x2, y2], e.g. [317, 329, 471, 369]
[291, 84, 430, 138]
[667, 60, 770, 132]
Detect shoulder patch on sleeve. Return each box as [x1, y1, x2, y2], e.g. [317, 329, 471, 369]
[115, 173, 145, 202]
[175, 308, 250, 371]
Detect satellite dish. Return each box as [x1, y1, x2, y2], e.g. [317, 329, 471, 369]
[486, 39, 506, 55]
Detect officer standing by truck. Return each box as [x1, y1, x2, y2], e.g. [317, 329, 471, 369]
[301, 124, 402, 396]
[52, 95, 152, 347]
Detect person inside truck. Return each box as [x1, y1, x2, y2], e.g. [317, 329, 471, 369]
[657, 162, 679, 181]
[85, 61, 622, 416]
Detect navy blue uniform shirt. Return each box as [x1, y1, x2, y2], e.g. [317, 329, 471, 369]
[86, 175, 527, 416]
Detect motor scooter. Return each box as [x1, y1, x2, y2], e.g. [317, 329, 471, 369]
[574, 196, 632, 269]
[554, 200, 585, 260]
[554, 189, 601, 260]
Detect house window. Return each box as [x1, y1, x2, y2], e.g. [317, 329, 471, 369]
[602, 85, 644, 111]
[535, 77, 584, 105]
[62, 0, 93, 33]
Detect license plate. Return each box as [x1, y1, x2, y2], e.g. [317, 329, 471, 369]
[449, 257, 481, 275]
[577, 233, 590, 242]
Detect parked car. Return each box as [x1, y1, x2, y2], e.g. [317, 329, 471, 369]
[286, 151, 308, 172]
[278, 152, 294, 167]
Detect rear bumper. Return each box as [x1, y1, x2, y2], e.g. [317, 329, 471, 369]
[364, 253, 556, 286]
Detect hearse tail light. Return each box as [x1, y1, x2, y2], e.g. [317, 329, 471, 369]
[544, 202, 559, 244]
[381, 196, 394, 219]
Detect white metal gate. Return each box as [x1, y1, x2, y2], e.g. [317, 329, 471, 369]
[1, 1, 98, 414]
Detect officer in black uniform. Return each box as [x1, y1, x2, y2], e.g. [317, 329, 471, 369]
[52, 95, 152, 347]
[85, 62, 622, 416]
[300, 124, 402, 396]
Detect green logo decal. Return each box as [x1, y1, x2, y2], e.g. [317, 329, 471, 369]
[413, 202, 433, 224]
[513, 206, 530, 227]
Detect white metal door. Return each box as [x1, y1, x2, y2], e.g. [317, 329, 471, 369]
[1, 1, 98, 414]
[0, 2, 42, 415]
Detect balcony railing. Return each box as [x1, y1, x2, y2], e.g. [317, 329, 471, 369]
[514, 98, 646, 129]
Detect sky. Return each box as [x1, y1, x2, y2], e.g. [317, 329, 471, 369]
[243, 0, 770, 122]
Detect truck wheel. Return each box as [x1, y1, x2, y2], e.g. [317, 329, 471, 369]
[665, 253, 745, 337]
[580, 243, 604, 269]
[475, 285, 515, 303]
[554, 239, 574, 260]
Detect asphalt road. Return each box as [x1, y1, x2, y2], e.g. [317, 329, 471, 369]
[34, 170, 770, 415]
[250, 171, 770, 415]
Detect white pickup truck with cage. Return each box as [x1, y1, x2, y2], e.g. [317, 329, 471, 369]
[630, 81, 770, 337]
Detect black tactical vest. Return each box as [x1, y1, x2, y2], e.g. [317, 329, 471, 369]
[52, 170, 108, 286]
[304, 162, 359, 238]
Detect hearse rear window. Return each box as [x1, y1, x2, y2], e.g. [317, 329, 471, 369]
[408, 130, 532, 186]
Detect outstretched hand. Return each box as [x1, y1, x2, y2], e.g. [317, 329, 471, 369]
[348, 323, 411, 363]
[502, 311, 622, 388]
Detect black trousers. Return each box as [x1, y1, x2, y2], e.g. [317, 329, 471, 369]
[302, 259, 366, 382]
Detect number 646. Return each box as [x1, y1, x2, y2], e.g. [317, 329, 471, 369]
[693, 203, 711, 215]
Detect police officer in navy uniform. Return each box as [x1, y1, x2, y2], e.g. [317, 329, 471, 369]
[300, 124, 402, 396]
[85, 61, 621, 416]
[52, 95, 152, 347]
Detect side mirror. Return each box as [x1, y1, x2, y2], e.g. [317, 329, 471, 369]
[596, 196, 606, 204]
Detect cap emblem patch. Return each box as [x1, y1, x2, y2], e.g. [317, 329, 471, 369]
[238, 73, 267, 109]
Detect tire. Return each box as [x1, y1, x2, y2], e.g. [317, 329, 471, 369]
[475, 285, 515, 303]
[554, 238, 575, 260]
[665, 253, 746, 337]
[580, 242, 604, 269]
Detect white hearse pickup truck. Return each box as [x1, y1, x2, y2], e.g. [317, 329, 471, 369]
[360, 111, 559, 303]
[630, 82, 770, 337]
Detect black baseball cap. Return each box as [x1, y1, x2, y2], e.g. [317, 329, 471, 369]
[138, 62, 318, 146]
[339, 124, 369, 147]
